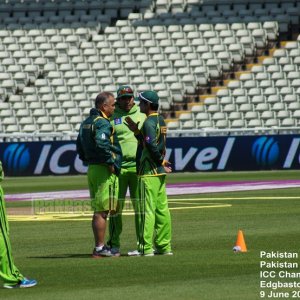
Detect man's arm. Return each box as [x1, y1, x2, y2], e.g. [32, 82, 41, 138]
[0, 161, 3, 182]
[124, 116, 144, 142]
[76, 131, 85, 162]
[94, 121, 116, 167]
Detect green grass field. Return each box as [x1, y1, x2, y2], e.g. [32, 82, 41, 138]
[1, 171, 300, 300]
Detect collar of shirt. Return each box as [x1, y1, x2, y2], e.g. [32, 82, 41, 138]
[100, 110, 109, 120]
[148, 113, 159, 118]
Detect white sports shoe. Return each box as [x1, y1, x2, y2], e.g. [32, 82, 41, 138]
[127, 250, 141, 256]
[3, 278, 37, 289]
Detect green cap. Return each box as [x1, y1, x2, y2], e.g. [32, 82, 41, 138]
[137, 90, 159, 105]
[117, 85, 134, 99]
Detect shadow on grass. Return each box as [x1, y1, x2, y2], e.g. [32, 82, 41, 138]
[29, 254, 92, 259]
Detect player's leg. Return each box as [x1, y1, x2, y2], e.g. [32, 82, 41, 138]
[107, 168, 127, 250]
[92, 212, 108, 248]
[0, 187, 25, 285]
[138, 177, 156, 255]
[89, 165, 115, 257]
[88, 165, 101, 247]
[154, 176, 172, 254]
[128, 169, 141, 247]
[89, 165, 107, 248]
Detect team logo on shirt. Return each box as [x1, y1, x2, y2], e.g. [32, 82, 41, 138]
[145, 136, 151, 143]
[101, 133, 106, 139]
[114, 118, 122, 125]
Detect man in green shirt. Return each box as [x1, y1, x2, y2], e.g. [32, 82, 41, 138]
[126, 90, 172, 256]
[77, 91, 122, 258]
[107, 85, 146, 256]
[0, 161, 37, 288]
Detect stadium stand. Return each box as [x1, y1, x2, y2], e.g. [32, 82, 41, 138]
[0, 0, 300, 140]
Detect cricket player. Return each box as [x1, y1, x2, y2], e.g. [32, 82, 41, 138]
[107, 86, 146, 256]
[0, 161, 37, 288]
[126, 90, 172, 256]
[76, 92, 122, 258]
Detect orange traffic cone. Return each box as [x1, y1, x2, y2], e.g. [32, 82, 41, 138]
[233, 230, 247, 252]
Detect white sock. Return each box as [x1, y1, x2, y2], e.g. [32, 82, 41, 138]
[95, 245, 104, 251]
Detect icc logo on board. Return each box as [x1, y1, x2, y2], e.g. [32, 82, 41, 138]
[1, 143, 86, 175]
[3, 143, 31, 175]
[251, 136, 300, 169]
[251, 137, 280, 167]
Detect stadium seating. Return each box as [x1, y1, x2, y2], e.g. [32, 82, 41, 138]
[0, 0, 299, 137]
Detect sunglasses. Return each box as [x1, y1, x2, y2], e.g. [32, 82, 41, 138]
[118, 87, 133, 95]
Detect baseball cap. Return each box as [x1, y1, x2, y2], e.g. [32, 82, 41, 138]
[136, 90, 159, 105]
[117, 85, 134, 99]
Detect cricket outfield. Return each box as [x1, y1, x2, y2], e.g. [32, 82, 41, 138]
[2, 171, 300, 300]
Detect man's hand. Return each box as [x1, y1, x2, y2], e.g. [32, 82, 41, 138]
[164, 166, 172, 173]
[124, 116, 139, 132]
[108, 164, 115, 174]
[162, 160, 172, 173]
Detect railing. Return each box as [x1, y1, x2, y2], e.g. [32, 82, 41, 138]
[167, 127, 300, 137]
[0, 127, 300, 142]
[0, 132, 78, 142]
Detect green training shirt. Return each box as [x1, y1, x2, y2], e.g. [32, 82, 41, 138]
[111, 104, 146, 169]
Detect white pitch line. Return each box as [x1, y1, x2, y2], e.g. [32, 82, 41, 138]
[170, 204, 231, 210]
[170, 197, 300, 201]
[8, 202, 231, 221]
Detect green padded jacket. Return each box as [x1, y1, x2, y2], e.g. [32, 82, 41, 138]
[76, 108, 122, 175]
[135, 113, 167, 176]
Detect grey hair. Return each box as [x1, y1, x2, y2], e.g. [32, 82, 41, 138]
[95, 91, 114, 109]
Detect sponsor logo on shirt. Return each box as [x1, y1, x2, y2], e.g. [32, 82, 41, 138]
[160, 126, 167, 134]
[114, 118, 122, 125]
